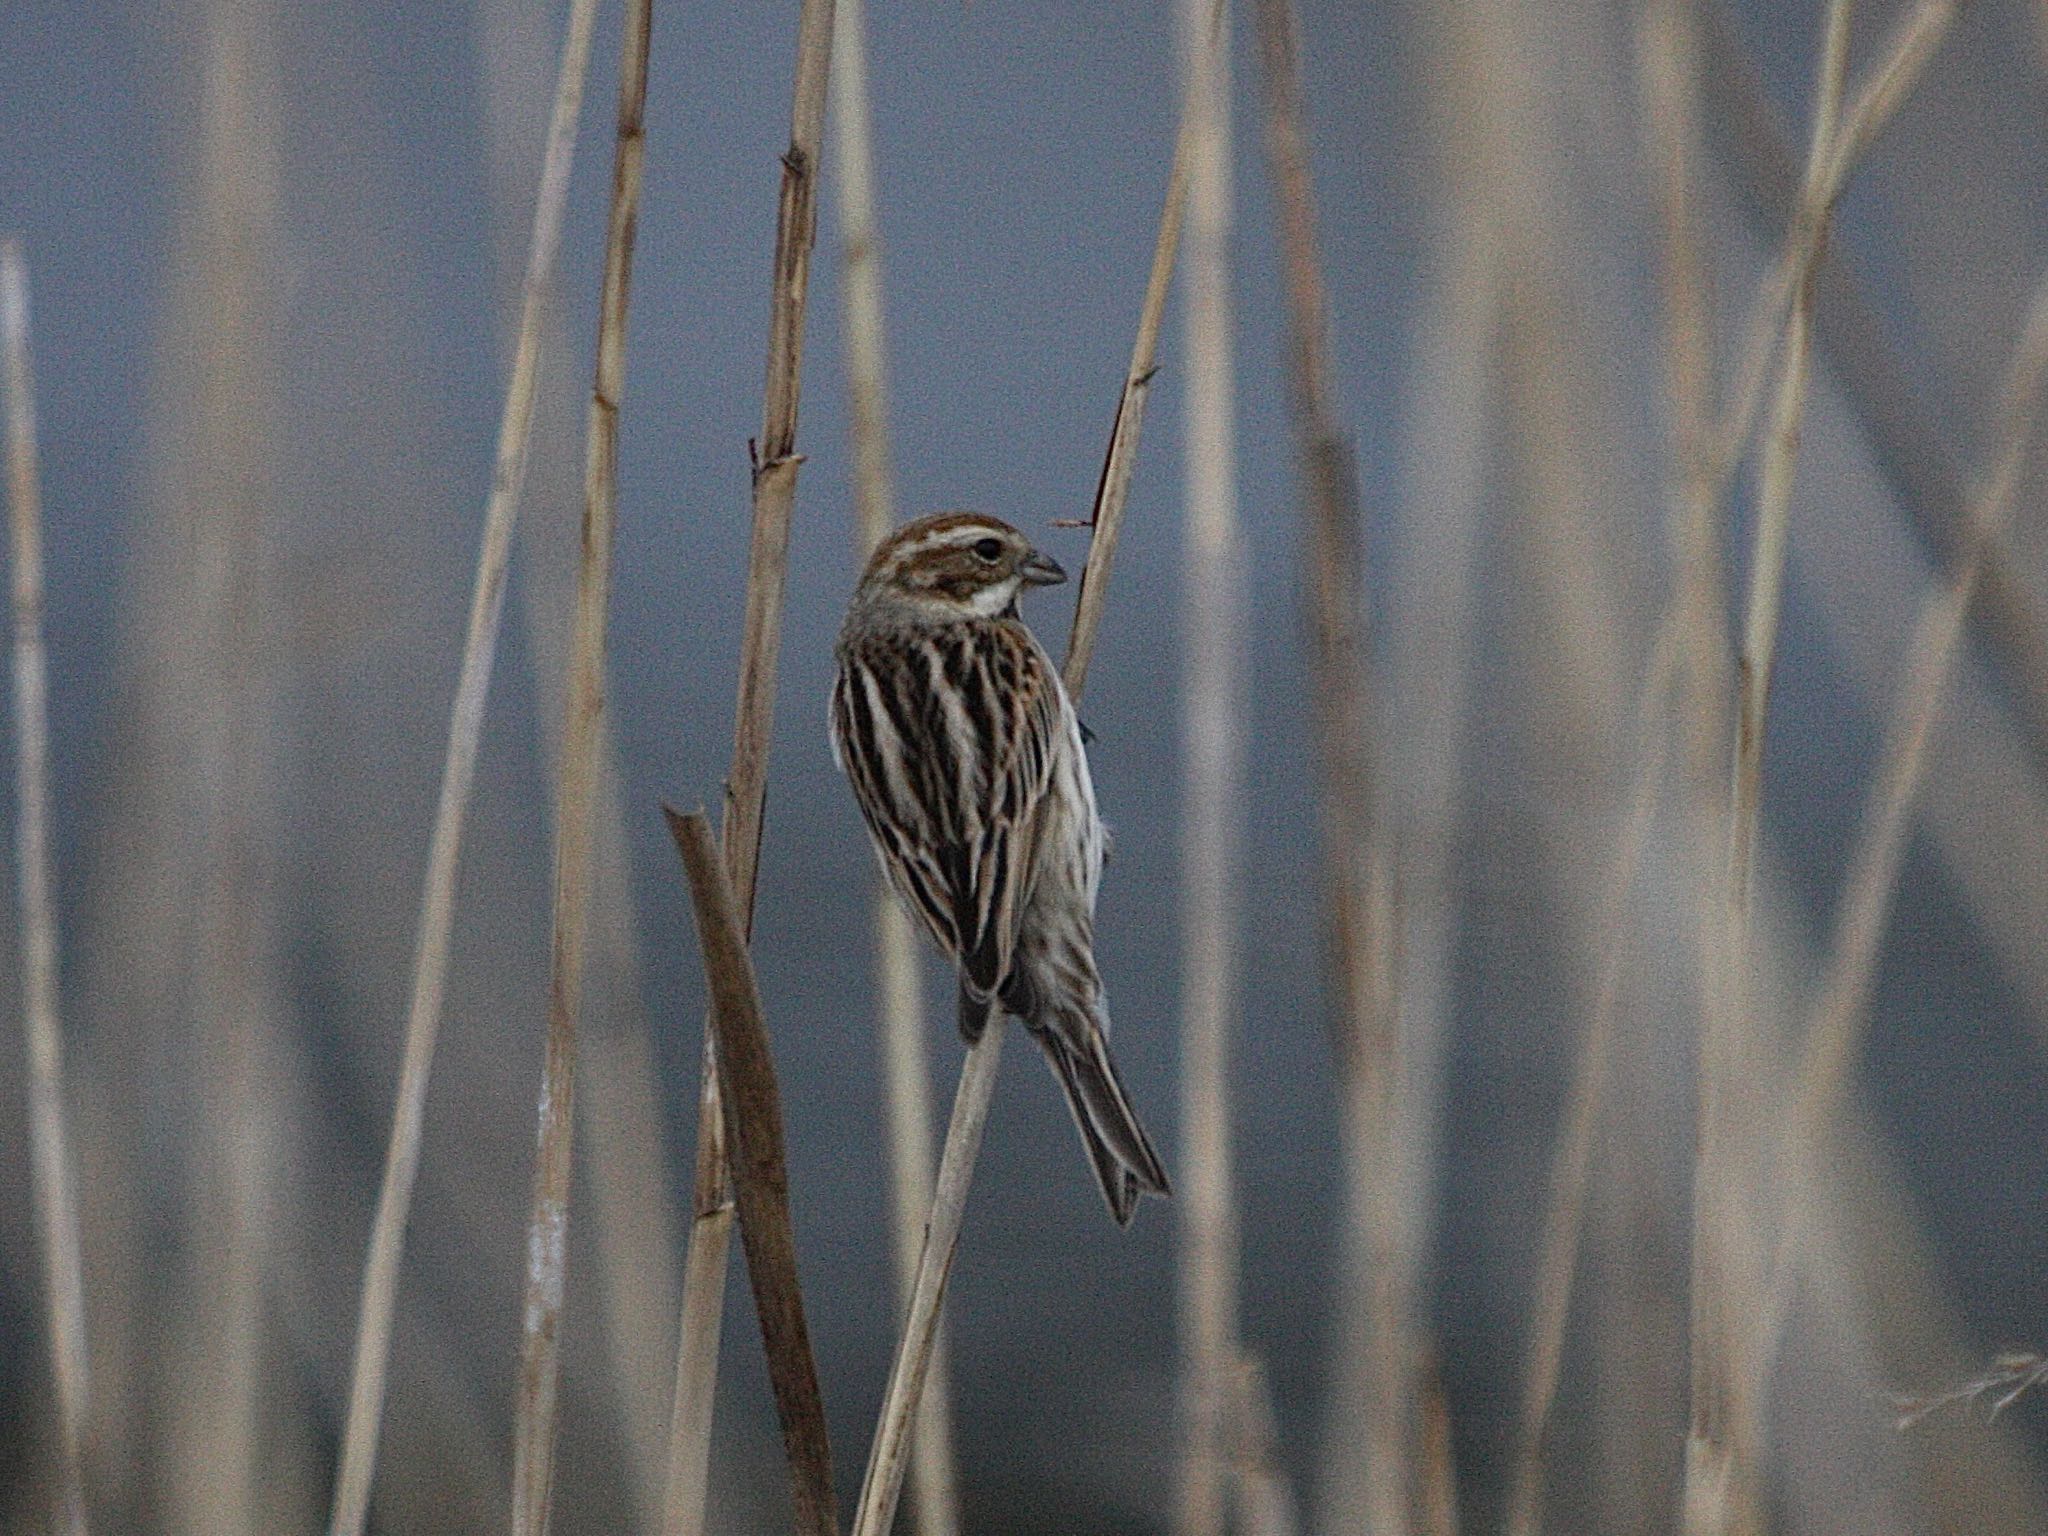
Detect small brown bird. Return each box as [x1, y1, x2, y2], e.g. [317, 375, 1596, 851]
[829, 511, 1171, 1224]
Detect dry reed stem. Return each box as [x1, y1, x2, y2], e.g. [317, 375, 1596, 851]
[1738, 271, 2048, 1451]
[2, 239, 90, 1536]
[1414, 1357, 1458, 1536]
[1506, 14, 1715, 1532]
[1686, 5, 1851, 1528]
[508, 0, 653, 1526]
[827, 1, 963, 1525]
[848, 1025, 1006, 1536]
[170, 7, 291, 1527]
[1231, 1355, 1302, 1536]
[328, 4, 602, 1530]
[848, 61, 1196, 1533]
[1708, 0, 1962, 483]
[661, 0, 837, 1526]
[664, 808, 838, 1535]
[1698, 2, 2048, 785]
[1175, 0, 1245, 1530]
[1504, 623, 1680, 1536]
[1250, 0, 1402, 1529]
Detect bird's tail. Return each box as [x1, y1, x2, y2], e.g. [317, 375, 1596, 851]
[1037, 1023, 1171, 1226]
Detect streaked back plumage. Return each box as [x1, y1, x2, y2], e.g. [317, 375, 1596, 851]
[830, 511, 1170, 1224]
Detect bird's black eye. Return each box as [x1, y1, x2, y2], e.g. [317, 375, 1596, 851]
[972, 537, 1003, 562]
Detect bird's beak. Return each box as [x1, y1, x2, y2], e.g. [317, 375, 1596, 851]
[1021, 549, 1068, 587]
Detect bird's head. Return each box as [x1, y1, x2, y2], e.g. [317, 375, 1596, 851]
[854, 511, 1068, 621]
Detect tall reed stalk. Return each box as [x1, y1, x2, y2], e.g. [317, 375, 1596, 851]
[508, 0, 654, 1526]
[2, 239, 91, 1536]
[1174, 0, 1246, 1531]
[1250, 0, 1404, 1529]
[660, 1, 837, 1529]
[329, 4, 602, 1529]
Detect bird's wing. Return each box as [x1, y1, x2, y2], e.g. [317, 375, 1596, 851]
[830, 624, 1062, 996]
[950, 620, 1063, 996]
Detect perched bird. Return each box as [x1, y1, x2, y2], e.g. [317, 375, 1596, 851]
[829, 510, 1172, 1224]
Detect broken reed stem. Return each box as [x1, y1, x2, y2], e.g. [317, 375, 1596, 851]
[2, 240, 91, 1536]
[664, 809, 838, 1535]
[848, 59, 1196, 1536]
[1250, 0, 1401, 1529]
[327, 3, 602, 1529]
[1741, 270, 2048, 1444]
[1504, 623, 1680, 1536]
[508, 0, 653, 1528]
[827, 0, 965, 1526]
[660, 0, 836, 1529]
[1174, 0, 1245, 1531]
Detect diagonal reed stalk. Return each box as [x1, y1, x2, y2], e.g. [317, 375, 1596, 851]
[1250, 0, 1403, 1530]
[826, 0, 965, 1527]
[847, 60, 1198, 1536]
[508, 0, 654, 1527]
[664, 808, 838, 1535]
[1737, 268, 2048, 1458]
[1174, 0, 1245, 1530]
[2, 239, 91, 1536]
[659, 1, 837, 1530]
[326, 3, 602, 1529]
[1689, 2, 1961, 1528]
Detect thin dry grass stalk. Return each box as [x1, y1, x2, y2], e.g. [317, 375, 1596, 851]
[663, 807, 838, 1535]
[660, 0, 837, 1527]
[1505, 624, 1680, 1536]
[1738, 271, 2048, 1455]
[1250, 0, 1402, 1529]
[1708, 0, 1964, 482]
[508, 0, 653, 1527]
[1698, 2, 2048, 782]
[1230, 1356, 1302, 1536]
[1175, 0, 1245, 1530]
[327, 2, 602, 1529]
[845, 42, 1198, 1536]
[827, 1, 962, 1525]
[1687, 2, 1852, 1524]
[2, 239, 91, 1536]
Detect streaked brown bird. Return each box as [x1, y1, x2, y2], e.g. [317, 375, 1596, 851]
[829, 510, 1171, 1224]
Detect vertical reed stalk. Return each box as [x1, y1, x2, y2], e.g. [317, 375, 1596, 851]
[848, 57, 1196, 1535]
[1174, 0, 1245, 1530]
[508, 0, 654, 1526]
[1250, 0, 1402, 1529]
[2, 239, 91, 1536]
[827, 0, 964, 1526]
[660, 0, 837, 1527]
[168, 5, 292, 1527]
[329, 4, 602, 1530]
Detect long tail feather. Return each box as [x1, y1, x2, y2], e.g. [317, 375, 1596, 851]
[1038, 1027, 1170, 1225]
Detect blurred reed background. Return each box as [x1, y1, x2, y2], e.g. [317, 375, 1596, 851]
[4, 0, 2048, 1531]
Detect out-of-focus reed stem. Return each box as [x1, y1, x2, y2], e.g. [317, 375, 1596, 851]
[664, 808, 838, 1536]
[1250, 0, 1403, 1529]
[1174, 0, 1245, 1531]
[826, 0, 964, 1527]
[849, 56, 1193, 1531]
[1743, 270, 2048, 1454]
[1688, 2, 1851, 1524]
[329, 5, 601, 1531]
[508, 0, 653, 1526]
[2, 238, 91, 1536]
[661, 0, 837, 1529]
